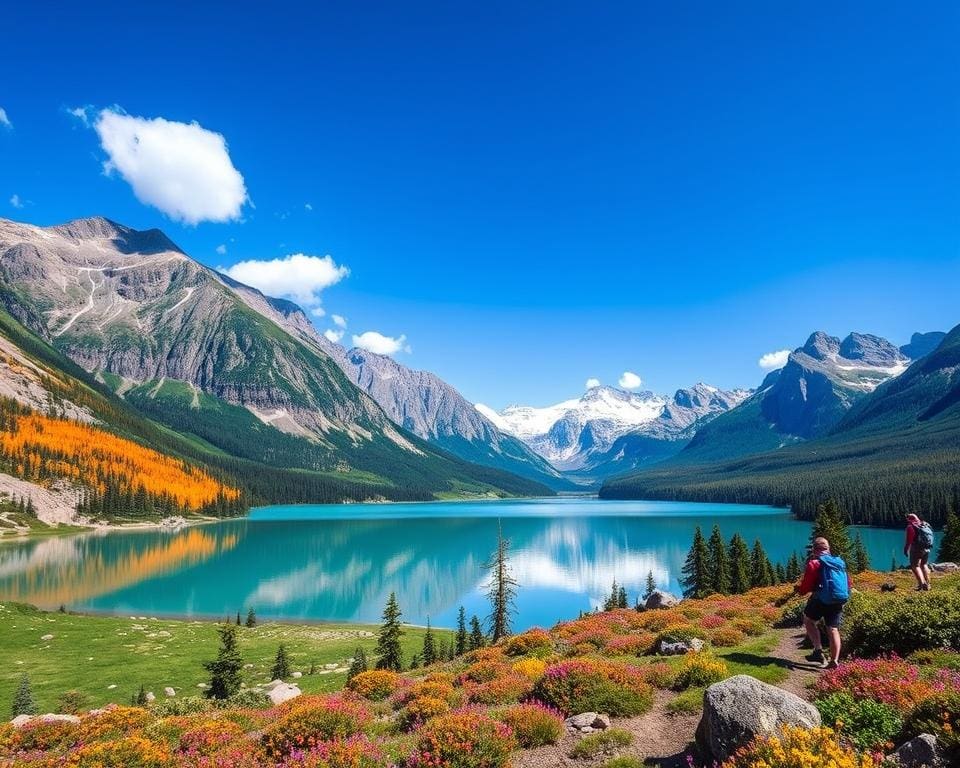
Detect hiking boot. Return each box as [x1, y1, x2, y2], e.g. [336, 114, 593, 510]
[923, 583, 932, 591]
[825, 660, 839, 670]
[805, 648, 824, 664]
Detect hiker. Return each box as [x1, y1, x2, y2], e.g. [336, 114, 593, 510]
[796, 536, 850, 670]
[904, 513, 934, 591]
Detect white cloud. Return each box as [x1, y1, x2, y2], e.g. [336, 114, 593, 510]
[0, 108, 11, 129]
[92, 108, 248, 224]
[585, 377, 601, 389]
[618, 371, 642, 389]
[352, 331, 410, 355]
[758, 349, 791, 370]
[324, 329, 344, 343]
[9, 194, 23, 209]
[67, 106, 90, 126]
[332, 314, 347, 328]
[221, 253, 349, 310]
[310, 307, 326, 318]
[215, 244, 227, 255]
[304, 202, 313, 211]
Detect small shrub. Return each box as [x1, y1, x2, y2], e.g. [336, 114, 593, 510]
[721, 725, 881, 767]
[643, 662, 677, 690]
[56, 689, 89, 715]
[150, 696, 215, 717]
[532, 659, 653, 716]
[262, 696, 371, 757]
[814, 692, 902, 751]
[347, 669, 404, 700]
[603, 633, 655, 656]
[0, 718, 78, 754]
[70, 735, 174, 768]
[732, 618, 766, 637]
[407, 709, 516, 768]
[283, 735, 387, 768]
[601, 758, 645, 768]
[512, 657, 547, 680]
[845, 591, 960, 656]
[900, 691, 960, 764]
[673, 653, 728, 691]
[812, 656, 937, 710]
[224, 689, 270, 708]
[569, 728, 633, 759]
[776, 601, 806, 628]
[655, 625, 707, 648]
[463, 673, 533, 705]
[908, 648, 960, 671]
[701, 614, 727, 629]
[77, 706, 154, 743]
[497, 702, 563, 748]
[710, 627, 746, 647]
[503, 628, 553, 657]
[400, 695, 451, 730]
[178, 717, 245, 756]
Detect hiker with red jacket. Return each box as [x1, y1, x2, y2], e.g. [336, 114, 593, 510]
[904, 513, 934, 591]
[796, 536, 851, 670]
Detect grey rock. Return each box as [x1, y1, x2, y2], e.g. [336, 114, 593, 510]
[644, 590, 680, 610]
[11, 713, 80, 728]
[40, 634, 54, 641]
[932, 562, 958, 573]
[659, 638, 705, 655]
[566, 712, 599, 729]
[889, 734, 943, 768]
[291, 671, 303, 678]
[163, 687, 176, 697]
[267, 682, 301, 706]
[592, 714, 611, 730]
[696, 675, 821, 762]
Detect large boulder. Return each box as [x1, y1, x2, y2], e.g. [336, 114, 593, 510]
[11, 713, 81, 728]
[696, 675, 821, 762]
[644, 590, 680, 610]
[931, 562, 958, 573]
[888, 734, 943, 768]
[267, 682, 301, 706]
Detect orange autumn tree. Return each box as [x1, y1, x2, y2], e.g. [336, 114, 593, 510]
[0, 398, 242, 519]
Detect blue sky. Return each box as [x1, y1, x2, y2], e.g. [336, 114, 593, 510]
[1, 2, 958, 408]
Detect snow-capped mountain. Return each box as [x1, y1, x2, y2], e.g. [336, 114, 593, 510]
[477, 383, 751, 477]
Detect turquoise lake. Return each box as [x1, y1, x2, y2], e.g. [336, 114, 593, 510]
[0, 498, 906, 629]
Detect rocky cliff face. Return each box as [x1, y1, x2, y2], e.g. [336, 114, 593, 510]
[0, 217, 415, 450]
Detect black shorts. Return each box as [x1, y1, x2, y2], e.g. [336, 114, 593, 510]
[804, 597, 845, 628]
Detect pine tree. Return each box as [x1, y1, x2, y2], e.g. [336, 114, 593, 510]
[455, 606, 468, 656]
[486, 522, 518, 642]
[812, 499, 852, 563]
[681, 527, 710, 598]
[375, 592, 404, 671]
[728, 533, 752, 593]
[939, 509, 960, 562]
[409, 653, 421, 669]
[422, 618, 437, 666]
[203, 623, 243, 699]
[852, 534, 870, 574]
[775, 562, 786, 583]
[604, 580, 620, 611]
[706, 525, 731, 594]
[643, 570, 657, 600]
[133, 684, 148, 707]
[271, 644, 291, 680]
[12, 673, 36, 717]
[235, 611, 241, 626]
[245, 608, 257, 628]
[786, 552, 802, 582]
[750, 539, 773, 588]
[468, 615, 486, 651]
[347, 647, 368, 682]
[618, 585, 628, 608]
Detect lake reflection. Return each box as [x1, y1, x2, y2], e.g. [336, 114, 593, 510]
[0, 498, 904, 629]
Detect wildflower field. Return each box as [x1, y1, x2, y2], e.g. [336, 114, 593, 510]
[2, 570, 958, 767]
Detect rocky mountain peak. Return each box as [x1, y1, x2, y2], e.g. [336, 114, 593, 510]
[839, 333, 905, 367]
[801, 331, 841, 360]
[900, 331, 947, 360]
[48, 216, 184, 255]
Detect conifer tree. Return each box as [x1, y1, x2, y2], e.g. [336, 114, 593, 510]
[486, 522, 518, 642]
[604, 579, 620, 611]
[203, 623, 243, 699]
[271, 643, 291, 680]
[939, 509, 960, 562]
[235, 611, 241, 626]
[455, 606, 468, 656]
[422, 618, 437, 666]
[468, 615, 486, 651]
[409, 653, 421, 669]
[12, 673, 36, 717]
[245, 608, 257, 628]
[786, 552, 802, 582]
[681, 526, 710, 598]
[812, 499, 852, 563]
[133, 684, 148, 707]
[706, 525, 731, 594]
[347, 647, 368, 682]
[775, 562, 786, 583]
[617, 585, 628, 608]
[728, 533, 751, 594]
[750, 539, 773, 588]
[375, 592, 404, 671]
[643, 570, 657, 600]
[852, 534, 870, 574]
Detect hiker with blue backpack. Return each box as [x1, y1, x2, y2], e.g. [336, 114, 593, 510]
[905, 513, 935, 591]
[796, 536, 850, 670]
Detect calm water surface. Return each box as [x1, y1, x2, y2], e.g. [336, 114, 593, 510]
[0, 498, 905, 629]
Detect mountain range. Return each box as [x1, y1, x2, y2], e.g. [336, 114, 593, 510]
[0, 214, 955, 526]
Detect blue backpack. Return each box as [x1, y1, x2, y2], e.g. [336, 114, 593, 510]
[913, 522, 934, 550]
[816, 554, 850, 605]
